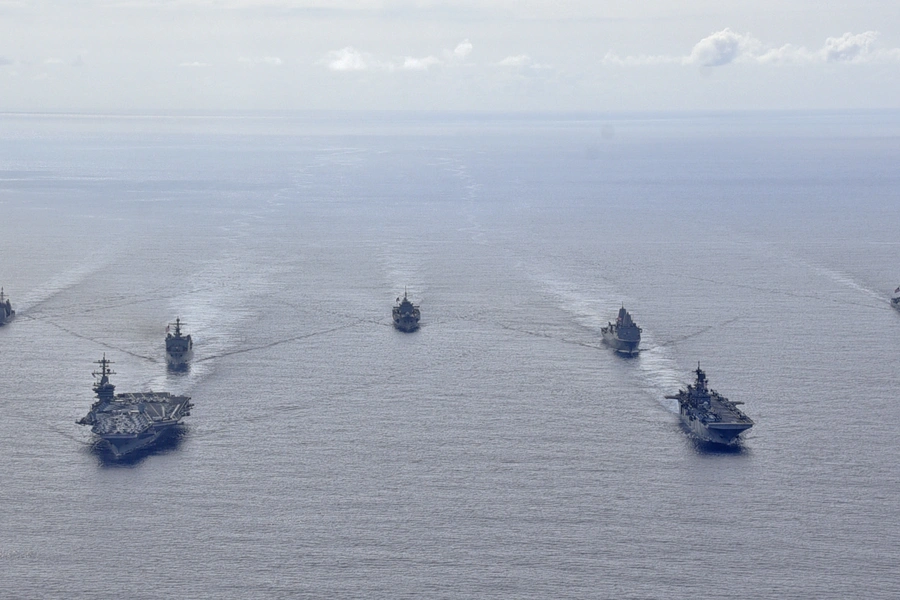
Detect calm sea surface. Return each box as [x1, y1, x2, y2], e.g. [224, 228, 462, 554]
[1, 111, 899, 599]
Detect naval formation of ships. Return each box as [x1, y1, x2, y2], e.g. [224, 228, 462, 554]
[2, 281, 899, 456]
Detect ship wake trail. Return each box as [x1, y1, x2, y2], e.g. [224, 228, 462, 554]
[685, 268, 887, 312]
[654, 317, 742, 348]
[39, 319, 157, 362]
[16, 257, 110, 314]
[809, 264, 890, 305]
[195, 321, 363, 362]
[635, 340, 682, 414]
[498, 322, 605, 351]
[523, 267, 620, 335]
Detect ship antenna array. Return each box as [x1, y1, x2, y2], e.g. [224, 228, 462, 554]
[93, 354, 116, 379]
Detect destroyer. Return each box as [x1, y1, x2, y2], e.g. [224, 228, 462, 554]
[892, 286, 900, 310]
[601, 307, 641, 355]
[666, 365, 754, 445]
[0, 287, 14, 325]
[392, 291, 421, 332]
[165, 317, 193, 369]
[77, 355, 193, 457]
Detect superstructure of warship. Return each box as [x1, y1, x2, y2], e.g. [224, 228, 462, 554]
[601, 306, 641, 355]
[77, 355, 193, 457]
[393, 291, 421, 332]
[666, 365, 754, 445]
[165, 317, 193, 369]
[892, 286, 900, 310]
[0, 288, 14, 325]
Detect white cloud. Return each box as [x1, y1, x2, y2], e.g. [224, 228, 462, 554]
[684, 28, 760, 66]
[179, 61, 210, 67]
[322, 46, 378, 71]
[820, 31, 879, 63]
[605, 29, 900, 68]
[322, 39, 473, 72]
[496, 54, 531, 67]
[402, 55, 440, 70]
[453, 39, 472, 59]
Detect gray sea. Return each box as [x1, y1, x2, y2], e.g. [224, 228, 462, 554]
[1, 110, 899, 599]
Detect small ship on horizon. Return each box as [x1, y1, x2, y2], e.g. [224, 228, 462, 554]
[0, 288, 15, 326]
[166, 317, 193, 370]
[666, 365, 754, 445]
[393, 291, 421, 332]
[601, 307, 641, 355]
[77, 355, 193, 458]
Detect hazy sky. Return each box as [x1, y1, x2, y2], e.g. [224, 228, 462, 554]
[2, 1, 899, 112]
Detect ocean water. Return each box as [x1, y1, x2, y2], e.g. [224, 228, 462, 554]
[1, 110, 899, 599]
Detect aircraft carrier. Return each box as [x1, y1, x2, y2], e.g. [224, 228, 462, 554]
[77, 356, 193, 457]
[666, 365, 754, 445]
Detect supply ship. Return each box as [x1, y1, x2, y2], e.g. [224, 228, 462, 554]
[0, 288, 14, 325]
[77, 356, 193, 457]
[392, 291, 421, 332]
[601, 307, 641, 355]
[666, 365, 754, 445]
[165, 317, 193, 370]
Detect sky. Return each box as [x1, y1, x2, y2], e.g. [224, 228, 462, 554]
[1, 0, 900, 112]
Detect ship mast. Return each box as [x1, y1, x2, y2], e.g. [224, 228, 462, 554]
[92, 354, 116, 401]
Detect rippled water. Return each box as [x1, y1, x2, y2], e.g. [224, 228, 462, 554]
[1, 111, 899, 599]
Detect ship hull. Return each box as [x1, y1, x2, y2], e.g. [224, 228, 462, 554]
[0, 310, 13, 326]
[101, 430, 164, 457]
[680, 413, 752, 445]
[601, 330, 639, 355]
[166, 349, 193, 369]
[393, 317, 419, 332]
[99, 420, 184, 457]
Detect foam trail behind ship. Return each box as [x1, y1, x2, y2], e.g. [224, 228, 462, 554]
[524, 265, 682, 413]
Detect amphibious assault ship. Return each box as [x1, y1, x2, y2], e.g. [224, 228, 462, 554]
[0, 288, 14, 325]
[601, 307, 641, 355]
[892, 286, 900, 310]
[392, 291, 421, 332]
[666, 365, 754, 445]
[77, 355, 193, 457]
[165, 317, 193, 370]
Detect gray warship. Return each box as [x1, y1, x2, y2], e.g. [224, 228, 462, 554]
[892, 286, 900, 310]
[392, 291, 421, 332]
[601, 306, 641, 355]
[666, 365, 754, 445]
[77, 355, 193, 457]
[0, 288, 14, 325]
[165, 317, 193, 370]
